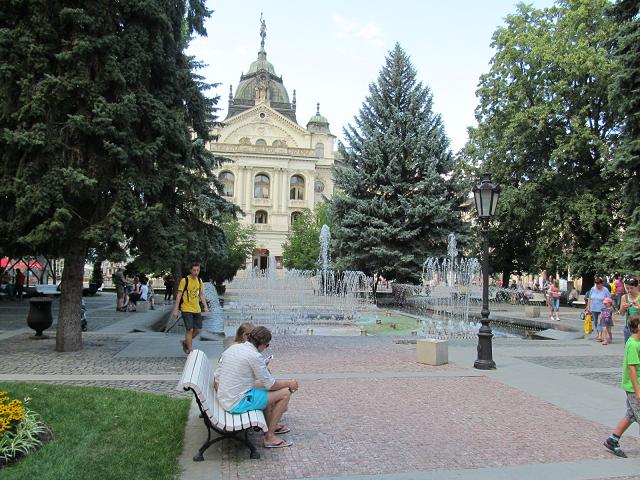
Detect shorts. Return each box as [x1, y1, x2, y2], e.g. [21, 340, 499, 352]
[229, 388, 269, 414]
[625, 392, 640, 423]
[182, 312, 202, 330]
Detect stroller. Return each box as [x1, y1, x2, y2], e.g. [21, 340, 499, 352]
[81, 299, 88, 332]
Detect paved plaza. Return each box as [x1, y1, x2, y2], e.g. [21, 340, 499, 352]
[2, 294, 640, 479]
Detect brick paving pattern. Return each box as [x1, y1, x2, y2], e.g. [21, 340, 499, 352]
[267, 336, 465, 374]
[31, 380, 189, 398]
[516, 355, 623, 369]
[220, 376, 640, 480]
[0, 333, 184, 376]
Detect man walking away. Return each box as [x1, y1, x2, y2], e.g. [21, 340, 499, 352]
[14, 268, 25, 301]
[172, 263, 209, 354]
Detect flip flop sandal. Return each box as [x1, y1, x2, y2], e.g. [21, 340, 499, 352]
[275, 425, 290, 434]
[263, 439, 293, 448]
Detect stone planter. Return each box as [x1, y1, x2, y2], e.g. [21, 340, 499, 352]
[27, 297, 53, 338]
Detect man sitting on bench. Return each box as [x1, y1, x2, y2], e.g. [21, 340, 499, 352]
[215, 326, 298, 448]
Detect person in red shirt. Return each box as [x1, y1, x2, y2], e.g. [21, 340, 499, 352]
[14, 268, 25, 301]
[613, 274, 626, 310]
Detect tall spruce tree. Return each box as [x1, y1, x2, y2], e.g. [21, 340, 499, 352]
[610, 0, 640, 274]
[0, 1, 233, 351]
[331, 44, 466, 285]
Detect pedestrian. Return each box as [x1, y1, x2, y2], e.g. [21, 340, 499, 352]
[587, 277, 611, 339]
[599, 297, 615, 345]
[613, 274, 625, 310]
[164, 273, 175, 302]
[14, 268, 25, 301]
[549, 280, 561, 321]
[620, 276, 640, 345]
[113, 267, 129, 312]
[603, 314, 640, 458]
[171, 263, 209, 354]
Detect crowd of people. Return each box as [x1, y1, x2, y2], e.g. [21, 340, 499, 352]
[112, 268, 156, 312]
[0, 268, 26, 301]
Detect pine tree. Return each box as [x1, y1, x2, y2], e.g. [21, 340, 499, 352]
[610, 0, 640, 274]
[0, 1, 234, 351]
[331, 44, 466, 285]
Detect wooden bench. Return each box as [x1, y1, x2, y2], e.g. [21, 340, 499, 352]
[572, 295, 586, 308]
[176, 349, 267, 461]
[35, 284, 61, 296]
[528, 293, 547, 306]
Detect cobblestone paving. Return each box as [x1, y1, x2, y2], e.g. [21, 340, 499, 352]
[516, 355, 623, 369]
[221, 376, 640, 480]
[576, 372, 622, 389]
[0, 333, 184, 375]
[267, 336, 465, 374]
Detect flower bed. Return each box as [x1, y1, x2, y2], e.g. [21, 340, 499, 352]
[0, 391, 51, 468]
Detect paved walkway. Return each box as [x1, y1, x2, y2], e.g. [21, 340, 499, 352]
[1, 295, 638, 479]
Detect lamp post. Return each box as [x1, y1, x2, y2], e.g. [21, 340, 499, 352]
[473, 173, 500, 370]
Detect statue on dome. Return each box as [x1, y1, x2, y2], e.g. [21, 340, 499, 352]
[260, 13, 267, 49]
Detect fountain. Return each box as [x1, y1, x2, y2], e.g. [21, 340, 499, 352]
[223, 225, 375, 334]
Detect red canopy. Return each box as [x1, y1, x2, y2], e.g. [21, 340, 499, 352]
[1, 258, 44, 270]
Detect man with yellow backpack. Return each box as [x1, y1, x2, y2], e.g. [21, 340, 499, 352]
[171, 263, 209, 354]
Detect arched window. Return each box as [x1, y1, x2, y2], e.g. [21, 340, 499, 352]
[315, 142, 325, 158]
[291, 211, 302, 224]
[290, 175, 305, 200]
[218, 171, 234, 197]
[255, 139, 267, 145]
[254, 210, 268, 224]
[314, 180, 325, 193]
[254, 173, 270, 198]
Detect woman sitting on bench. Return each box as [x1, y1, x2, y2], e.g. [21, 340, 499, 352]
[214, 326, 298, 448]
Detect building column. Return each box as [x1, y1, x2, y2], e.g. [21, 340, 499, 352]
[281, 170, 288, 214]
[307, 172, 315, 209]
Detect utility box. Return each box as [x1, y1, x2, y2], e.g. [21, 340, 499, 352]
[416, 338, 448, 366]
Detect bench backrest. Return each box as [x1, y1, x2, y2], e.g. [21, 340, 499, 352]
[177, 349, 267, 433]
[531, 293, 546, 302]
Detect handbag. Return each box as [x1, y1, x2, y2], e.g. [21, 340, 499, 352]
[584, 313, 593, 334]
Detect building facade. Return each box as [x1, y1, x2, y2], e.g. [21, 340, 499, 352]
[209, 21, 337, 270]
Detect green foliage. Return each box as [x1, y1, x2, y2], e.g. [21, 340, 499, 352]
[0, 409, 48, 466]
[0, 383, 189, 480]
[0, 2, 236, 349]
[331, 44, 466, 283]
[204, 216, 256, 286]
[282, 203, 332, 270]
[462, 0, 622, 281]
[609, 0, 640, 274]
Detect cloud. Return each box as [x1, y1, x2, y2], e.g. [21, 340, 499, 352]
[331, 13, 385, 48]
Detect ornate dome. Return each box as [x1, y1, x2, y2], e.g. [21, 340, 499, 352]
[226, 18, 296, 122]
[307, 103, 330, 133]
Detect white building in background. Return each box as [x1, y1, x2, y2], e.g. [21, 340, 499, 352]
[209, 19, 337, 271]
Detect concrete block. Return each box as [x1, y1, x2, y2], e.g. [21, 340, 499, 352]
[524, 306, 540, 318]
[416, 338, 448, 366]
[136, 301, 149, 313]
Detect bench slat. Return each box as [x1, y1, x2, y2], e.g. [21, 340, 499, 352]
[179, 349, 268, 433]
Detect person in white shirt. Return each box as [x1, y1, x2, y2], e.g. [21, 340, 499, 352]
[215, 326, 298, 448]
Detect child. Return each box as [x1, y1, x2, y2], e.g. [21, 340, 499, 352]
[604, 314, 640, 457]
[549, 280, 561, 321]
[599, 297, 615, 345]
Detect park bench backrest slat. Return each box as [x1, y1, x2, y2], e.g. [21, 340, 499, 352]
[178, 349, 268, 433]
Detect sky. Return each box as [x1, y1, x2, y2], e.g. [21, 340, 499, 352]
[187, 0, 556, 153]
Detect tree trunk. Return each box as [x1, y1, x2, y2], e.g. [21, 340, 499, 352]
[581, 271, 595, 295]
[55, 241, 87, 352]
[173, 263, 183, 299]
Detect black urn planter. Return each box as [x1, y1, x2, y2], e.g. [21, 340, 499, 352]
[27, 297, 53, 338]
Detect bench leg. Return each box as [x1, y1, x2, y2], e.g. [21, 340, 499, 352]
[193, 428, 260, 461]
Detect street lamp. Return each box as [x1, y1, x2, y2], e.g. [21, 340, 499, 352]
[472, 173, 500, 370]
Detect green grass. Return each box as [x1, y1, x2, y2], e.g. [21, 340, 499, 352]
[357, 314, 419, 335]
[0, 383, 190, 480]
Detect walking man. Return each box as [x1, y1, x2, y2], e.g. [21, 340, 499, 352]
[172, 263, 209, 354]
[14, 268, 25, 301]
